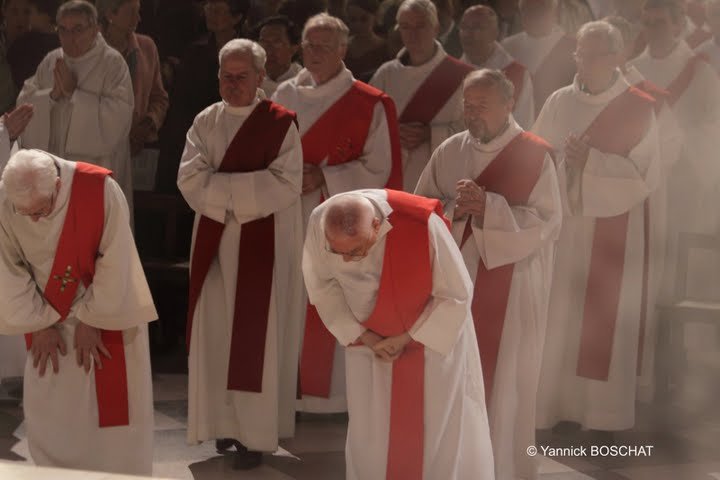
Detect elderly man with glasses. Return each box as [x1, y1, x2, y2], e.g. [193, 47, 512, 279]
[16, 0, 135, 219]
[0, 148, 156, 474]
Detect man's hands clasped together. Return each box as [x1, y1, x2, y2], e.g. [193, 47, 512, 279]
[358, 329, 413, 362]
[31, 321, 111, 376]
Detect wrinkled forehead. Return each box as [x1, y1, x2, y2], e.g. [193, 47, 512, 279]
[58, 11, 92, 28]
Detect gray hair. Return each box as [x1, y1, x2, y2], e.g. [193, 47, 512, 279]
[322, 193, 375, 238]
[577, 20, 624, 54]
[463, 68, 515, 103]
[2, 150, 58, 207]
[57, 0, 98, 26]
[218, 39, 267, 72]
[396, 0, 439, 29]
[95, 0, 131, 26]
[302, 13, 350, 46]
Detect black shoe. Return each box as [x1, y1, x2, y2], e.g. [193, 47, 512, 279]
[232, 449, 262, 470]
[215, 438, 235, 453]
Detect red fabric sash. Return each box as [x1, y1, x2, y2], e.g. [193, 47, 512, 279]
[459, 133, 549, 401]
[533, 35, 576, 111]
[185, 100, 296, 392]
[503, 61, 526, 105]
[361, 189, 448, 480]
[576, 87, 655, 381]
[25, 162, 127, 428]
[399, 55, 474, 124]
[299, 81, 403, 398]
[666, 54, 708, 106]
[633, 79, 670, 115]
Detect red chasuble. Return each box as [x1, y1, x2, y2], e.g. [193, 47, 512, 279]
[459, 132, 549, 401]
[361, 189, 449, 480]
[25, 162, 128, 428]
[533, 35, 576, 111]
[399, 55, 475, 124]
[503, 61, 526, 105]
[185, 100, 296, 393]
[575, 87, 655, 381]
[299, 81, 403, 398]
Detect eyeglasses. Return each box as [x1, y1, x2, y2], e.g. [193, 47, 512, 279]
[13, 191, 56, 219]
[301, 41, 338, 55]
[56, 23, 92, 36]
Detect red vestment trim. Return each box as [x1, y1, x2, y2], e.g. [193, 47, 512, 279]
[185, 100, 296, 392]
[576, 87, 655, 381]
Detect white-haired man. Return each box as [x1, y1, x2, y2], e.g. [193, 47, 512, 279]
[272, 13, 401, 415]
[533, 21, 661, 435]
[631, 0, 720, 305]
[178, 38, 304, 469]
[415, 68, 561, 480]
[0, 148, 156, 474]
[303, 188, 495, 480]
[459, 5, 535, 128]
[16, 0, 134, 213]
[501, 0, 576, 114]
[370, 0, 474, 192]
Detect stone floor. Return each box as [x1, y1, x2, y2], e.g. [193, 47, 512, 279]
[1, 349, 719, 479]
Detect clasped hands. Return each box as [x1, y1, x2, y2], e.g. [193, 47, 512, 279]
[358, 329, 412, 362]
[50, 58, 77, 101]
[31, 321, 112, 377]
[564, 133, 591, 169]
[399, 122, 430, 151]
[454, 179, 487, 221]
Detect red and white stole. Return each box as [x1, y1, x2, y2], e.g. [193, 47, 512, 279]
[299, 81, 403, 398]
[533, 35, 576, 111]
[186, 100, 296, 393]
[575, 87, 655, 381]
[25, 162, 127, 428]
[459, 132, 550, 400]
[360, 189, 449, 480]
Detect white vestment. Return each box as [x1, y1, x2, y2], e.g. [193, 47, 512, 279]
[261, 62, 302, 98]
[415, 121, 561, 480]
[272, 67, 392, 413]
[533, 74, 661, 430]
[178, 98, 304, 450]
[695, 37, 720, 76]
[370, 42, 466, 192]
[631, 41, 720, 301]
[17, 34, 134, 212]
[303, 189, 495, 480]
[461, 43, 536, 129]
[0, 156, 156, 474]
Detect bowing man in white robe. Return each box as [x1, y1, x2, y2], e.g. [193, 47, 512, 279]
[533, 21, 661, 432]
[17, 1, 134, 212]
[416, 69, 561, 480]
[458, 5, 536, 129]
[178, 39, 304, 468]
[272, 13, 396, 414]
[0, 149, 156, 474]
[370, 0, 473, 192]
[303, 189, 495, 480]
[631, 0, 720, 302]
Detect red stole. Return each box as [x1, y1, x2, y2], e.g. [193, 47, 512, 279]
[533, 35, 576, 111]
[399, 55, 475, 124]
[503, 61, 526, 105]
[25, 162, 128, 428]
[362, 189, 448, 480]
[666, 54, 708, 106]
[575, 87, 655, 381]
[185, 100, 296, 392]
[299, 81, 403, 398]
[459, 133, 549, 400]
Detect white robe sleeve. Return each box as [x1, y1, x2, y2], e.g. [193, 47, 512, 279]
[469, 154, 562, 269]
[302, 210, 367, 346]
[407, 213, 473, 356]
[578, 114, 661, 217]
[321, 101, 392, 195]
[512, 71, 536, 129]
[656, 104, 683, 176]
[414, 142, 458, 222]
[16, 53, 56, 151]
[72, 178, 157, 330]
[0, 216, 62, 335]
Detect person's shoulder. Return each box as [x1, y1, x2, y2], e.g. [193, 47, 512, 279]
[134, 33, 159, 54]
[192, 101, 224, 126]
[370, 57, 401, 80]
[432, 131, 467, 161]
[501, 32, 526, 49]
[272, 75, 302, 103]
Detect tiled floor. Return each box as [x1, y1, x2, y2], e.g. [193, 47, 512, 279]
[1, 368, 720, 479]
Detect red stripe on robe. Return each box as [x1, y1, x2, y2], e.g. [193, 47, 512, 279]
[533, 35, 576, 111]
[185, 100, 296, 392]
[459, 132, 549, 401]
[299, 81, 403, 398]
[576, 87, 655, 381]
[25, 162, 128, 428]
[360, 189, 449, 480]
[399, 55, 475, 124]
[503, 61, 526, 105]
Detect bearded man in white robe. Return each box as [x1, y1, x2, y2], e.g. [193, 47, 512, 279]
[533, 21, 661, 434]
[178, 39, 304, 470]
[303, 189, 495, 480]
[16, 1, 134, 213]
[0, 149, 156, 475]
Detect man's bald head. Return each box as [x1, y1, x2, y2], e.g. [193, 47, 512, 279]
[322, 194, 381, 262]
[460, 5, 500, 62]
[463, 4, 499, 26]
